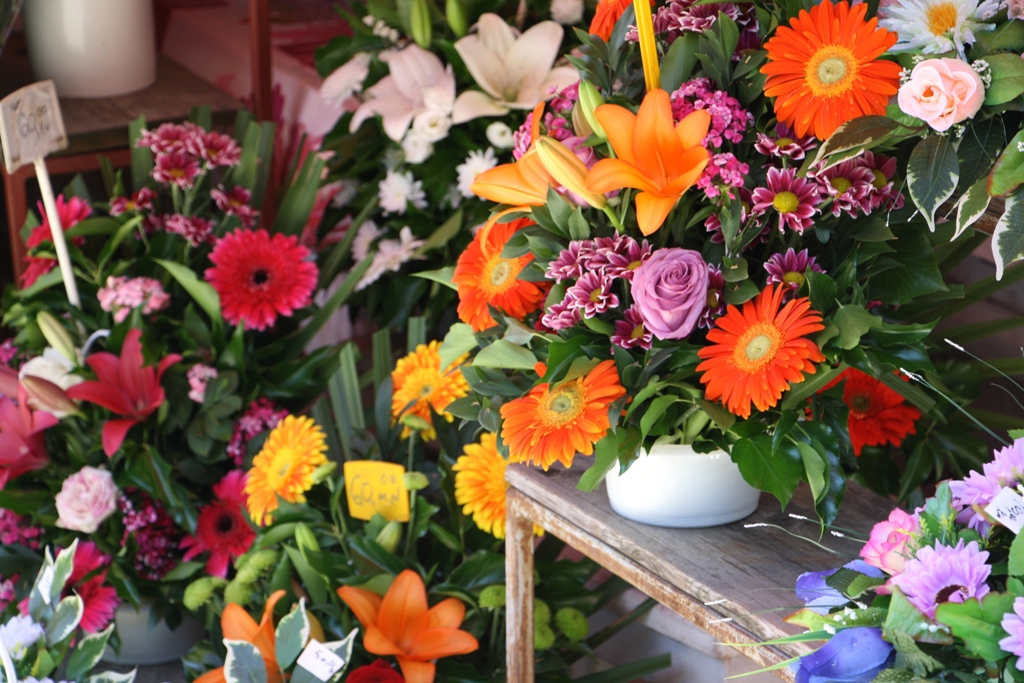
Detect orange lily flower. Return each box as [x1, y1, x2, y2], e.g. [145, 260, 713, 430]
[586, 88, 712, 236]
[195, 590, 287, 683]
[338, 570, 479, 683]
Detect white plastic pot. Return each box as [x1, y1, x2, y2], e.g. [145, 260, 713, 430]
[101, 601, 206, 666]
[24, 0, 157, 98]
[605, 443, 761, 528]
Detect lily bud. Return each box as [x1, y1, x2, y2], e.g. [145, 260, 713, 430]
[446, 0, 467, 37]
[577, 80, 608, 141]
[400, 413, 432, 433]
[535, 137, 607, 209]
[403, 471, 429, 491]
[20, 375, 78, 417]
[36, 312, 76, 364]
[410, 0, 433, 48]
[572, 103, 593, 139]
[312, 461, 337, 484]
[294, 522, 321, 557]
[374, 520, 402, 553]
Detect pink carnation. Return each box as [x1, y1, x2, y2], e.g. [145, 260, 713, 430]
[97, 276, 171, 323]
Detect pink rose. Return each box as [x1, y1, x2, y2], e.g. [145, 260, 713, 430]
[897, 58, 985, 132]
[630, 248, 709, 340]
[859, 507, 919, 576]
[55, 467, 119, 534]
[1010, 0, 1024, 19]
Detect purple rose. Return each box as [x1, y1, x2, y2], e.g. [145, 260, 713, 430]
[630, 248, 708, 340]
[793, 627, 894, 683]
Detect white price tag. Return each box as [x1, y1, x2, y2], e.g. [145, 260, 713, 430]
[0, 80, 68, 173]
[986, 487, 1024, 534]
[37, 566, 54, 605]
[296, 640, 345, 681]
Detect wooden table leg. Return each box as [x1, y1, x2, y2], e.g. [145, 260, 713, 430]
[3, 164, 32, 284]
[506, 489, 535, 682]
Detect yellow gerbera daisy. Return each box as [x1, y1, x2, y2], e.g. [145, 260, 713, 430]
[245, 415, 328, 526]
[392, 341, 470, 441]
[452, 433, 541, 540]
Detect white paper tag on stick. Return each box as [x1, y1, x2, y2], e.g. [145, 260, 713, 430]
[37, 566, 54, 605]
[296, 640, 345, 681]
[0, 80, 68, 173]
[986, 487, 1024, 534]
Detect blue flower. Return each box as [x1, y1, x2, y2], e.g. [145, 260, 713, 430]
[795, 560, 884, 614]
[793, 627, 894, 683]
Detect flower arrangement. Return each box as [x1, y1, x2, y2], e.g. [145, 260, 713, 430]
[778, 435, 1024, 682]
[426, 0, 1014, 520]
[0, 113, 358, 618]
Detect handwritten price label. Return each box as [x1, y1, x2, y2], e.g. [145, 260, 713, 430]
[0, 81, 67, 173]
[295, 640, 345, 681]
[985, 487, 1024, 534]
[343, 461, 410, 522]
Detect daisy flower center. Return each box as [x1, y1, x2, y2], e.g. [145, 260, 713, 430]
[169, 168, 186, 178]
[806, 46, 859, 97]
[773, 191, 800, 214]
[250, 267, 271, 287]
[590, 289, 603, 303]
[934, 584, 968, 603]
[734, 322, 783, 372]
[630, 323, 646, 340]
[776, 137, 795, 147]
[850, 393, 873, 413]
[830, 177, 853, 194]
[541, 383, 586, 427]
[490, 259, 512, 287]
[706, 290, 721, 307]
[267, 452, 298, 491]
[871, 169, 888, 189]
[216, 512, 236, 533]
[927, 1, 959, 36]
[783, 271, 805, 287]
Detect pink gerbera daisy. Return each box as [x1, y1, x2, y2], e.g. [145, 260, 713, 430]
[205, 229, 319, 331]
[152, 151, 201, 189]
[60, 541, 119, 633]
[21, 195, 91, 287]
[751, 167, 820, 233]
[180, 471, 254, 578]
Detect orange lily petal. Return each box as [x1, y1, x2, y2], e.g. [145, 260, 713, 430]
[407, 628, 480, 659]
[635, 192, 678, 235]
[471, 163, 548, 206]
[675, 109, 711, 150]
[633, 90, 679, 186]
[586, 158, 658, 194]
[427, 598, 466, 629]
[195, 668, 227, 683]
[396, 658, 436, 683]
[363, 625, 406, 656]
[221, 604, 260, 642]
[252, 590, 287, 665]
[662, 148, 710, 195]
[337, 586, 383, 628]
[377, 570, 429, 652]
[594, 104, 637, 166]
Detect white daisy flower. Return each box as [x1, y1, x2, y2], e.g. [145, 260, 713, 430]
[401, 131, 434, 164]
[880, 0, 1000, 58]
[352, 220, 383, 262]
[356, 226, 425, 290]
[378, 169, 427, 215]
[456, 147, 499, 198]
[0, 615, 44, 661]
[412, 108, 453, 143]
[486, 122, 515, 149]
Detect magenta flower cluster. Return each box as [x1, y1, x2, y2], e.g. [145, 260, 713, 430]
[670, 78, 752, 149]
[119, 489, 182, 580]
[138, 122, 241, 189]
[513, 83, 579, 159]
[227, 398, 289, 465]
[0, 509, 41, 548]
[187, 364, 219, 403]
[97, 275, 171, 324]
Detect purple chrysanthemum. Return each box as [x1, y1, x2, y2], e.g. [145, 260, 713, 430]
[889, 540, 991, 618]
[595, 236, 652, 281]
[705, 188, 767, 246]
[1000, 596, 1024, 668]
[754, 122, 817, 161]
[698, 264, 725, 329]
[860, 151, 904, 212]
[751, 167, 820, 233]
[984, 439, 1024, 486]
[950, 470, 1002, 535]
[541, 300, 581, 332]
[564, 271, 619, 318]
[546, 241, 593, 282]
[810, 160, 876, 218]
[764, 248, 825, 297]
[611, 306, 653, 351]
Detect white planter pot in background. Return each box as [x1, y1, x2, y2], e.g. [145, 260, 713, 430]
[605, 443, 761, 528]
[101, 601, 206, 666]
[24, 0, 157, 98]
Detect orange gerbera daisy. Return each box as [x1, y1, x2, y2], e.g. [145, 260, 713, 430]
[828, 368, 921, 455]
[590, 0, 632, 40]
[697, 286, 825, 419]
[452, 218, 548, 332]
[245, 415, 328, 526]
[392, 341, 470, 440]
[761, 0, 901, 141]
[452, 432, 543, 539]
[500, 359, 626, 470]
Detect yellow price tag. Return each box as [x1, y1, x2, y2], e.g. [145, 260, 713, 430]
[343, 461, 410, 522]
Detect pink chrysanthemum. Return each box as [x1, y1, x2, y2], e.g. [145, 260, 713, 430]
[21, 195, 91, 287]
[136, 122, 199, 153]
[205, 229, 319, 331]
[764, 248, 825, 297]
[860, 151, 905, 212]
[541, 300, 582, 331]
[187, 131, 242, 167]
[564, 271, 619, 318]
[1000, 597, 1024, 668]
[598, 236, 652, 281]
[211, 185, 259, 229]
[751, 167, 820, 233]
[811, 160, 876, 217]
[547, 242, 594, 282]
[889, 540, 991, 618]
[612, 306, 654, 350]
[180, 471, 254, 578]
[152, 151, 201, 188]
[165, 214, 216, 247]
[754, 122, 817, 161]
[698, 264, 726, 329]
[109, 188, 157, 216]
[705, 188, 767, 246]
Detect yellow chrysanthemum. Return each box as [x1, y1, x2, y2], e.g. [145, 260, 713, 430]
[392, 341, 470, 441]
[245, 415, 328, 526]
[452, 433, 542, 540]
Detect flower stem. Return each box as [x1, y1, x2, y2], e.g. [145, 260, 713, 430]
[602, 204, 625, 233]
[403, 433, 418, 560]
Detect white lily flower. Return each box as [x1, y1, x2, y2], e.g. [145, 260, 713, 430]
[349, 45, 456, 142]
[452, 14, 579, 124]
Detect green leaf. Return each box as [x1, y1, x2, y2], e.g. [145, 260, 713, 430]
[439, 323, 478, 371]
[1011, 531, 1024, 577]
[907, 135, 959, 231]
[96, 216, 144, 271]
[154, 258, 222, 329]
[416, 210, 462, 255]
[660, 32, 699, 91]
[46, 594, 84, 646]
[958, 119, 1006, 191]
[224, 640, 268, 683]
[285, 546, 328, 605]
[985, 53, 1024, 106]
[796, 440, 827, 504]
[954, 177, 992, 240]
[697, 398, 735, 432]
[833, 305, 881, 349]
[66, 625, 115, 682]
[806, 271, 837, 314]
[867, 225, 947, 304]
[935, 593, 1015, 661]
[160, 560, 205, 582]
[412, 266, 456, 290]
[128, 115, 153, 193]
[989, 127, 1024, 197]
[577, 432, 621, 492]
[64, 216, 120, 239]
[472, 340, 537, 371]
[86, 670, 138, 683]
[320, 630, 359, 680]
[970, 19, 1024, 55]
[780, 364, 846, 411]
[884, 588, 953, 644]
[812, 116, 900, 169]
[732, 435, 803, 507]
[275, 599, 311, 670]
[991, 186, 1024, 280]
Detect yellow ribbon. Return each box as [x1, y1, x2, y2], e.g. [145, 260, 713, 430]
[633, 0, 660, 92]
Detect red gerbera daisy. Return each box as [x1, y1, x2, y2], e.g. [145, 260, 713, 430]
[204, 229, 319, 331]
[826, 368, 921, 455]
[60, 541, 120, 633]
[181, 470, 255, 577]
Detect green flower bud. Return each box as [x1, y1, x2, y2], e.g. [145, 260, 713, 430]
[479, 585, 507, 609]
[312, 462, 337, 484]
[554, 607, 589, 643]
[400, 414, 432, 432]
[36, 311, 77, 363]
[403, 472, 429, 491]
[246, 549, 281, 573]
[577, 80, 608, 142]
[446, 0, 467, 36]
[534, 623, 556, 651]
[224, 579, 254, 606]
[410, 0, 432, 48]
[184, 577, 228, 611]
[375, 520, 403, 554]
[235, 564, 262, 586]
[534, 599, 551, 625]
[294, 523, 321, 555]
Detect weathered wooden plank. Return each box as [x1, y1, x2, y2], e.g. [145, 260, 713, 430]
[506, 492, 536, 683]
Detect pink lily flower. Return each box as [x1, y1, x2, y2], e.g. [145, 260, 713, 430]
[67, 329, 181, 456]
[0, 387, 58, 489]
